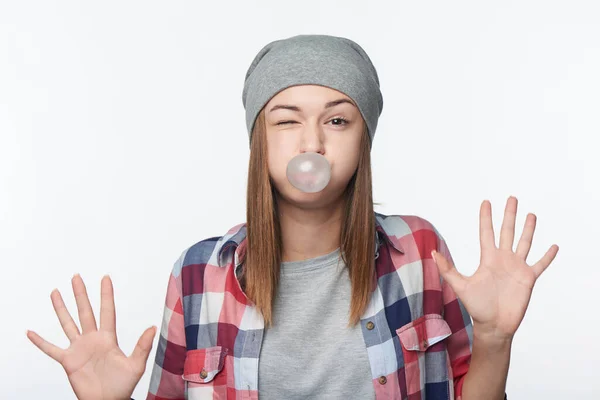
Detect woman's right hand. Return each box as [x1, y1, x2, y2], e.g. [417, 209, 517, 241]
[27, 274, 157, 400]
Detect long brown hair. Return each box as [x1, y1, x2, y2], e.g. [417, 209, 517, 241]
[244, 108, 375, 327]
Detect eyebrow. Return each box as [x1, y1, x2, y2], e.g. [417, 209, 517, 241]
[268, 98, 355, 113]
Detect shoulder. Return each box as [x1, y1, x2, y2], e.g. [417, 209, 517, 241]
[169, 222, 247, 278]
[375, 212, 446, 251]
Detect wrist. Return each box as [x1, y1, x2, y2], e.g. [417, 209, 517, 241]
[472, 323, 514, 350]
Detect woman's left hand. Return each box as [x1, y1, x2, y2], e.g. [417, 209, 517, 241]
[432, 196, 559, 342]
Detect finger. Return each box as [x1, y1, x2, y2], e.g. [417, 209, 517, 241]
[516, 213, 537, 260]
[72, 274, 98, 334]
[531, 244, 559, 279]
[431, 250, 467, 295]
[26, 330, 65, 363]
[479, 200, 496, 252]
[129, 326, 157, 368]
[99, 275, 117, 340]
[499, 196, 518, 251]
[50, 289, 80, 342]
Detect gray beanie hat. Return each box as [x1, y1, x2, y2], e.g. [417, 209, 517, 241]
[241, 34, 383, 145]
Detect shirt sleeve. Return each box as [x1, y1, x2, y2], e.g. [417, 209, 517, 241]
[146, 252, 188, 400]
[434, 232, 472, 399]
[435, 228, 507, 400]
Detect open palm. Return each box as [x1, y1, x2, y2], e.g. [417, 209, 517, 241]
[432, 197, 559, 340]
[27, 275, 156, 400]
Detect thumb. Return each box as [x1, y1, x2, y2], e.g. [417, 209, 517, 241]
[431, 250, 466, 295]
[129, 326, 157, 367]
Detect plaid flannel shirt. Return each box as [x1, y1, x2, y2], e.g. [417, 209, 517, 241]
[145, 212, 496, 400]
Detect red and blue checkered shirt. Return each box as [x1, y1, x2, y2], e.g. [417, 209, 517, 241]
[145, 213, 478, 400]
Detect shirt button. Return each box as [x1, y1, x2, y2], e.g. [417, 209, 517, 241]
[422, 340, 429, 348]
[200, 370, 208, 379]
[378, 376, 387, 385]
[366, 321, 375, 330]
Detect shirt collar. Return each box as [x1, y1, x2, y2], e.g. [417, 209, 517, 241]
[375, 212, 405, 254]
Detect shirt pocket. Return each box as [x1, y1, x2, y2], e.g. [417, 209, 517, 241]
[396, 314, 453, 399]
[182, 346, 230, 399]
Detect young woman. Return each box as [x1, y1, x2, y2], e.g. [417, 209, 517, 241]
[27, 34, 558, 400]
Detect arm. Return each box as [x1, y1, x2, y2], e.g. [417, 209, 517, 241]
[461, 332, 511, 400]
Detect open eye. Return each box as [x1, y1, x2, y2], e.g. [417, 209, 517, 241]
[329, 117, 349, 126]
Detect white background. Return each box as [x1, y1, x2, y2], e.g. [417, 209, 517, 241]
[2, 1, 599, 398]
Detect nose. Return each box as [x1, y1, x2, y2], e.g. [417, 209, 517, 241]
[299, 123, 325, 155]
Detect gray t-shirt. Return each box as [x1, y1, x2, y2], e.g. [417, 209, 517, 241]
[258, 248, 376, 399]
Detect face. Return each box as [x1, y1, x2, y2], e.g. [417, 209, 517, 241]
[264, 84, 365, 209]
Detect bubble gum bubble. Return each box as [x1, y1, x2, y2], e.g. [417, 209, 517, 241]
[286, 152, 331, 193]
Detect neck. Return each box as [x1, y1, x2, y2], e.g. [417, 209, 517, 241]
[276, 195, 345, 262]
